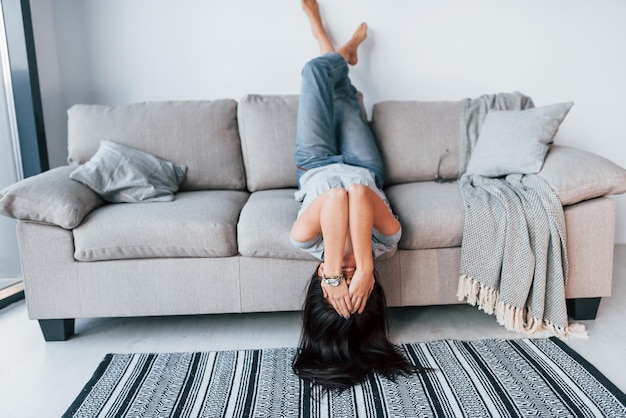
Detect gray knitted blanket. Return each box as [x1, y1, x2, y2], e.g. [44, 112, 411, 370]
[457, 94, 576, 337]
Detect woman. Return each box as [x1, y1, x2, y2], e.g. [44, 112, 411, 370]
[291, 0, 425, 390]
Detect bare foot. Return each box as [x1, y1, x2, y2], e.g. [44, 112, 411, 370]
[337, 23, 368, 65]
[302, 0, 335, 54]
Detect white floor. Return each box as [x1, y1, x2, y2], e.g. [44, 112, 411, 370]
[0, 278, 21, 290]
[1, 246, 625, 418]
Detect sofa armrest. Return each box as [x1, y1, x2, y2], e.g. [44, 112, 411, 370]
[0, 166, 105, 229]
[539, 145, 626, 206]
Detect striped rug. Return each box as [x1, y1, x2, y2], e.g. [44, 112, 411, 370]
[64, 337, 626, 417]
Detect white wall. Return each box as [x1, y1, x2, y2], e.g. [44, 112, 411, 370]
[31, 0, 626, 243]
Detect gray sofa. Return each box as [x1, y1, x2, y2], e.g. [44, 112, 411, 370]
[2, 95, 626, 341]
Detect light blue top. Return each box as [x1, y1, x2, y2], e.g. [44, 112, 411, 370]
[292, 163, 401, 260]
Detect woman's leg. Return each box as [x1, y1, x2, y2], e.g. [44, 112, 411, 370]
[302, 0, 334, 56]
[295, 54, 347, 178]
[295, 52, 384, 186]
[346, 184, 400, 313]
[330, 21, 384, 188]
[296, 0, 378, 183]
[296, 0, 340, 180]
[334, 81, 385, 189]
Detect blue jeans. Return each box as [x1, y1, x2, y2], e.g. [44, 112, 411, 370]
[295, 53, 385, 189]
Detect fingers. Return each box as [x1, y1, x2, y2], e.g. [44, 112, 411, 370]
[350, 294, 362, 314]
[350, 293, 369, 314]
[342, 294, 353, 318]
[330, 295, 351, 319]
[321, 282, 352, 318]
[348, 274, 374, 314]
[357, 294, 369, 314]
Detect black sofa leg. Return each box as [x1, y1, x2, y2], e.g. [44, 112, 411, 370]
[38, 319, 75, 341]
[566, 298, 601, 320]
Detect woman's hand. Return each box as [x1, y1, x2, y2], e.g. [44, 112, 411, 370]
[348, 269, 375, 314]
[320, 278, 353, 319]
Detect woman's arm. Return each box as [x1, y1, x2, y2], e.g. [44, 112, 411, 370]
[291, 188, 354, 318]
[347, 184, 400, 314]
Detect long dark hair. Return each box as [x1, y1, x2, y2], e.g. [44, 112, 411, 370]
[293, 268, 428, 390]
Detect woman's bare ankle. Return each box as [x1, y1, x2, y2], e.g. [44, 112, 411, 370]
[337, 23, 368, 65]
[302, 0, 335, 54]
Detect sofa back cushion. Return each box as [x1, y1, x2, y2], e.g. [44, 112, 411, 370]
[67, 100, 246, 190]
[238, 94, 300, 191]
[238, 92, 378, 192]
[371, 101, 463, 185]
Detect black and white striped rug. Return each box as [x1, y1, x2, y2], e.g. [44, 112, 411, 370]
[64, 337, 625, 417]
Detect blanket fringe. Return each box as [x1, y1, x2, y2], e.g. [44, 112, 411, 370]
[457, 275, 587, 339]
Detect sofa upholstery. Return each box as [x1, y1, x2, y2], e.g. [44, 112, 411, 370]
[2, 95, 626, 341]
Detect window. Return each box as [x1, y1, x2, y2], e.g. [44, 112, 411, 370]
[1, 0, 48, 309]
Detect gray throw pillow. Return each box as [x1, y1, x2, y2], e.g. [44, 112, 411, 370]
[70, 140, 187, 203]
[465, 102, 574, 177]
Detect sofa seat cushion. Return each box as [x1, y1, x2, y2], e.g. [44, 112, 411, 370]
[386, 181, 464, 250]
[73, 190, 249, 261]
[238, 189, 317, 260]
